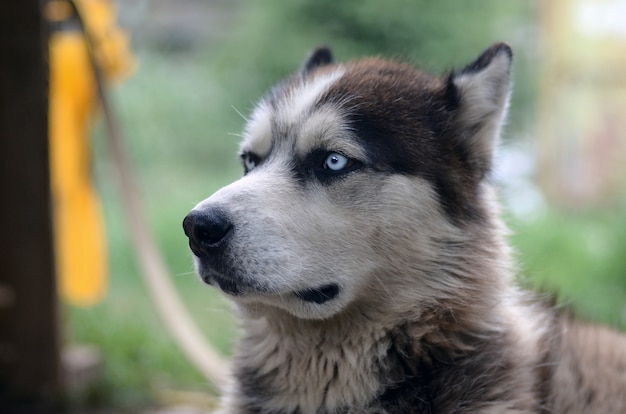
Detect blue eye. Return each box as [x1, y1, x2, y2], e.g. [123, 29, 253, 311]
[324, 153, 350, 171]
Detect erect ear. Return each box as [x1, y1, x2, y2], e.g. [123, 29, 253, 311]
[448, 43, 512, 177]
[300, 46, 333, 75]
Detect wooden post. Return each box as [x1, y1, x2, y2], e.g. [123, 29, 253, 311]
[0, 0, 61, 411]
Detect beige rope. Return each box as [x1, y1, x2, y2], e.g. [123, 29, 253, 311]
[68, 0, 229, 391]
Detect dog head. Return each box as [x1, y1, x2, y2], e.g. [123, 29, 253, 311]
[183, 44, 513, 320]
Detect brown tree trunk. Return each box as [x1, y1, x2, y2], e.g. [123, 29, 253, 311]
[0, 1, 61, 411]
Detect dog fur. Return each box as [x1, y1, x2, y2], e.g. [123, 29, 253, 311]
[183, 43, 626, 413]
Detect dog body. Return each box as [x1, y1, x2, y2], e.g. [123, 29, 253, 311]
[184, 44, 626, 413]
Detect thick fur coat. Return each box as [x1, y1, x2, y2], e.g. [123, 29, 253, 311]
[183, 43, 626, 413]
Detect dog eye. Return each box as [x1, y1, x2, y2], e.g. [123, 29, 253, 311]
[241, 153, 260, 174]
[324, 153, 352, 171]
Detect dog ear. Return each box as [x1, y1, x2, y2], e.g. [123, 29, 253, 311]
[301, 46, 333, 75]
[447, 43, 512, 177]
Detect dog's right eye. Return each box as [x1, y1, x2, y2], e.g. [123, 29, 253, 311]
[241, 153, 260, 174]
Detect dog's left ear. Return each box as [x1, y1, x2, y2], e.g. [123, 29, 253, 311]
[301, 46, 333, 75]
[448, 43, 512, 177]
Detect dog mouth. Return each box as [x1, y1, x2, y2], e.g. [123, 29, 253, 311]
[213, 276, 242, 295]
[202, 270, 266, 296]
[217, 279, 341, 305]
[294, 284, 340, 304]
[202, 268, 340, 305]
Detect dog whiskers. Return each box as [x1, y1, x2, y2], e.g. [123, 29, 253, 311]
[231, 105, 249, 122]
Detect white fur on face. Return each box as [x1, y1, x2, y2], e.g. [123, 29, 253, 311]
[294, 106, 367, 160]
[277, 69, 346, 128]
[192, 155, 461, 321]
[240, 68, 347, 157]
[240, 100, 273, 158]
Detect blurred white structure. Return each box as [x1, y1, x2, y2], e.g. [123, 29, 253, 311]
[537, 0, 626, 209]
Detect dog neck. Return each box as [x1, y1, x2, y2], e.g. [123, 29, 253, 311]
[225, 289, 532, 414]
[228, 304, 391, 413]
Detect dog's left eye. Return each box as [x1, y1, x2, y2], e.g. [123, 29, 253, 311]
[241, 152, 260, 174]
[324, 153, 353, 171]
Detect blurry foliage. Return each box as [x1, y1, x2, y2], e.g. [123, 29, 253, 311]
[208, 0, 536, 133]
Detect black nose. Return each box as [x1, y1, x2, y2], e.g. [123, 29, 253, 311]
[183, 210, 232, 256]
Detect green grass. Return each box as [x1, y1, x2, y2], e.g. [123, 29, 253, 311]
[511, 210, 626, 330]
[65, 2, 625, 410]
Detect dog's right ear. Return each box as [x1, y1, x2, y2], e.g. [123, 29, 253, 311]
[301, 46, 333, 75]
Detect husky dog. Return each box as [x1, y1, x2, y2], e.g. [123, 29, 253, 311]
[183, 43, 626, 413]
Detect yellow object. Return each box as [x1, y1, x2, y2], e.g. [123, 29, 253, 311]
[48, 0, 135, 306]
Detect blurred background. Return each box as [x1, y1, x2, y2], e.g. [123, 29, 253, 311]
[4, 0, 626, 412]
